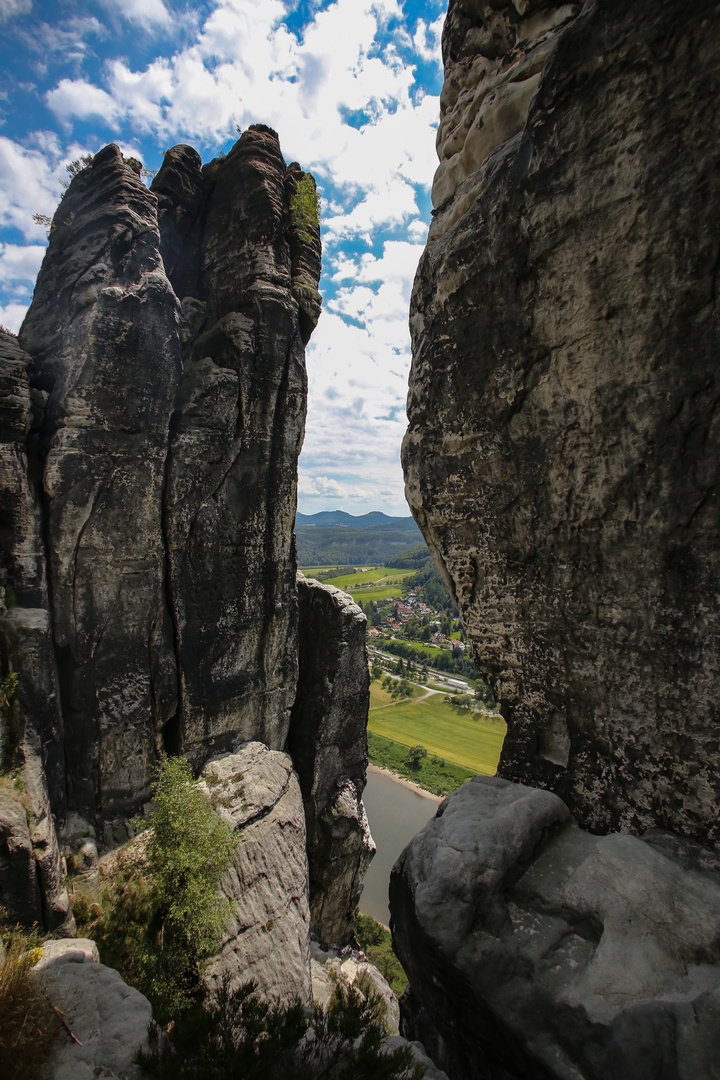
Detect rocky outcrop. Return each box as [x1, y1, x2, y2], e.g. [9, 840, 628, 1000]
[403, 0, 720, 845]
[34, 938, 153, 1080]
[200, 744, 313, 1007]
[289, 576, 374, 945]
[6, 126, 321, 832]
[391, 778, 720, 1080]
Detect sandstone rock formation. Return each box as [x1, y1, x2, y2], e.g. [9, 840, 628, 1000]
[403, 0, 720, 846]
[200, 744, 312, 1007]
[10, 127, 321, 829]
[289, 576, 374, 945]
[34, 938, 153, 1080]
[391, 777, 720, 1080]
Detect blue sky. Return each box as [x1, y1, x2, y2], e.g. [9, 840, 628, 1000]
[0, 0, 444, 516]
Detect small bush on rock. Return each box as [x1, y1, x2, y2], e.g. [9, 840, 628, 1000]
[136, 976, 424, 1080]
[0, 929, 61, 1080]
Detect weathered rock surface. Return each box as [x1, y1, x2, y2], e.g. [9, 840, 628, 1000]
[391, 776, 720, 1080]
[200, 743, 313, 1007]
[0, 751, 74, 935]
[403, 0, 720, 845]
[34, 938, 153, 1080]
[10, 126, 321, 828]
[158, 128, 322, 767]
[289, 576, 374, 945]
[310, 938, 399, 1033]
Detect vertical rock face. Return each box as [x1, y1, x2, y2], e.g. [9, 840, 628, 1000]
[11, 128, 321, 826]
[20, 145, 183, 818]
[289, 576, 374, 945]
[403, 0, 720, 845]
[158, 128, 320, 765]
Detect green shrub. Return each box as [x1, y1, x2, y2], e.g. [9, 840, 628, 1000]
[290, 174, 320, 241]
[136, 976, 423, 1079]
[354, 912, 408, 998]
[73, 754, 236, 1023]
[0, 930, 61, 1080]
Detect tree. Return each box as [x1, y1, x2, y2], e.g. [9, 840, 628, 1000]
[143, 755, 236, 1019]
[371, 658, 383, 681]
[406, 745, 427, 770]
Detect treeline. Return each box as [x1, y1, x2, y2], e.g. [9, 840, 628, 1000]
[381, 638, 478, 679]
[383, 543, 429, 569]
[295, 525, 421, 566]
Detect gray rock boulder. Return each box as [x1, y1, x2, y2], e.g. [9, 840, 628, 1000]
[289, 576, 374, 945]
[390, 776, 720, 1080]
[403, 0, 720, 846]
[200, 743, 313, 1007]
[34, 938, 153, 1080]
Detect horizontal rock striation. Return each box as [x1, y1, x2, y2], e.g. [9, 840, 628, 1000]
[391, 777, 720, 1080]
[10, 128, 321, 825]
[289, 576, 374, 946]
[403, 0, 720, 844]
[200, 744, 312, 1007]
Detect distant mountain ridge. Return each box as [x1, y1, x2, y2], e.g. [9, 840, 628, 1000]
[296, 510, 419, 531]
[294, 511, 424, 565]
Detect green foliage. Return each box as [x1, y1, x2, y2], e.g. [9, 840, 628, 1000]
[406, 745, 427, 770]
[136, 976, 423, 1080]
[383, 545, 431, 570]
[4, 584, 15, 610]
[73, 755, 236, 1023]
[0, 928, 61, 1080]
[354, 913, 408, 997]
[367, 733, 474, 798]
[143, 755, 236, 1020]
[72, 866, 154, 990]
[290, 174, 320, 241]
[0, 672, 18, 713]
[371, 658, 384, 681]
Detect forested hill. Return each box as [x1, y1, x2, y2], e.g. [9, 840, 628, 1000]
[295, 511, 424, 565]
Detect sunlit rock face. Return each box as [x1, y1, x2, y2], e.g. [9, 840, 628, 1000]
[403, 0, 720, 845]
[13, 129, 321, 824]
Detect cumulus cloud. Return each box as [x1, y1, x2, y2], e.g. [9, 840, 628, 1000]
[0, 242, 45, 282]
[98, 0, 172, 29]
[0, 302, 29, 333]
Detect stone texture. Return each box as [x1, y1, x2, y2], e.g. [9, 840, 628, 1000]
[390, 776, 720, 1080]
[159, 127, 321, 767]
[34, 939, 153, 1080]
[289, 576, 374, 945]
[403, 0, 720, 845]
[12, 127, 321, 828]
[200, 743, 313, 1007]
[20, 144, 183, 821]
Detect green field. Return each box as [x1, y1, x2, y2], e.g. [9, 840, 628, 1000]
[300, 565, 415, 605]
[368, 683, 506, 775]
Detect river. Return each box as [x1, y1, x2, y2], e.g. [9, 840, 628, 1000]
[359, 767, 440, 926]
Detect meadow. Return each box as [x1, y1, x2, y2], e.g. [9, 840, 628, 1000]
[301, 565, 416, 605]
[368, 682, 506, 775]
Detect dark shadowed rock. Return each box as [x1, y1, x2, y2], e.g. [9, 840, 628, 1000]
[391, 776, 720, 1080]
[289, 576, 374, 945]
[12, 129, 322, 828]
[20, 144, 183, 820]
[161, 127, 319, 766]
[403, 0, 720, 845]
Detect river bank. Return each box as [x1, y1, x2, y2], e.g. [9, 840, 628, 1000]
[367, 763, 442, 804]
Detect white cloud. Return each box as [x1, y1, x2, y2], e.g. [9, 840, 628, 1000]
[98, 0, 171, 29]
[0, 242, 45, 282]
[46, 79, 120, 124]
[0, 0, 31, 21]
[0, 302, 29, 333]
[0, 135, 99, 239]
